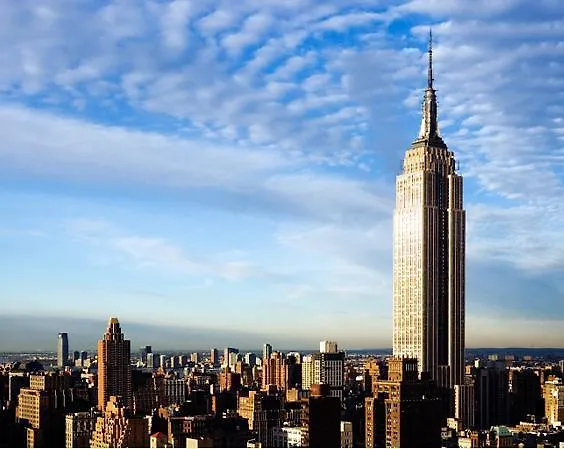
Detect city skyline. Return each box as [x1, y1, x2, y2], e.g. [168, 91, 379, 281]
[1, 1, 564, 350]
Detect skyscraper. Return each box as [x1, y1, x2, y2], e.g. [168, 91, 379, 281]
[210, 348, 219, 367]
[97, 317, 132, 411]
[392, 31, 465, 391]
[57, 332, 69, 368]
[263, 343, 272, 363]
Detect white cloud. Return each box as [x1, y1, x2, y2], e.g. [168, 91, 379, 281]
[65, 218, 281, 282]
[198, 8, 241, 35]
[221, 12, 274, 55]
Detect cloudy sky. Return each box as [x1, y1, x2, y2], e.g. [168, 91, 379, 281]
[1, 0, 563, 351]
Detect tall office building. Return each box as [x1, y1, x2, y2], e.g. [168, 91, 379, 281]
[139, 345, 151, 364]
[262, 352, 285, 391]
[224, 347, 239, 369]
[302, 355, 314, 391]
[57, 333, 69, 368]
[392, 32, 465, 390]
[210, 348, 219, 366]
[97, 317, 132, 411]
[244, 352, 257, 367]
[263, 343, 272, 363]
[472, 362, 510, 429]
[320, 341, 338, 354]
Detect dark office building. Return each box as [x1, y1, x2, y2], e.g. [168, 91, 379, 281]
[302, 383, 341, 448]
[57, 333, 69, 368]
[472, 362, 510, 429]
[509, 369, 544, 423]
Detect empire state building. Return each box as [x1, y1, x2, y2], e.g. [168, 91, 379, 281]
[392, 34, 465, 390]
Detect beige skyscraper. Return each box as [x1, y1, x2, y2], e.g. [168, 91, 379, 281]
[97, 317, 132, 411]
[393, 32, 465, 391]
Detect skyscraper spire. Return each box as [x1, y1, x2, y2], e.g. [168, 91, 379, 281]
[428, 28, 433, 89]
[416, 28, 444, 146]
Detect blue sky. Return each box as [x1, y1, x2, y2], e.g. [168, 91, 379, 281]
[1, 0, 564, 351]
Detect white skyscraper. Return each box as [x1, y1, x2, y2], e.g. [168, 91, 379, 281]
[392, 32, 465, 391]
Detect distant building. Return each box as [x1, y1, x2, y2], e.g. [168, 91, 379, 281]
[16, 388, 52, 447]
[544, 377, 564, 426]
[238, 390, 282, 447]
[301, 355, 314, 391]
[313, 351, 345, 402]
[320, 341, 338, 354]
[57, 332, 69, 368]
[473, 362, 510, 429]
[8, 372, 29, 407]
[262, 352, 285, 391]
[488, 426, 514, 448]
[455, 381, 475, 429]
[16, 372, 73, 447]
[97, 317, 132, 411]
[263, 344, 272, 363]
[245, 353, 257, 367]
[186, 436, 214, 448]
[163, 377, 186, 406]
[218, 368, 241, 393]
[90, 396, 149, 448]
[147, 352, 156, 369]
[210, 348, 219, 367]
[300, 349, 344, 401]
[340, 421, 353, 448]
[224, 348, 239, 370]
[159, 355, 167, 369]
[191, 352, 199, 364]
[285, 354, 302, 391]
[272, 426, 304, 447]
[509, 369, 543, 423]
[65, 411, 96, 448]
[149, 431, 168, 448]
[140, 345, 152, 364]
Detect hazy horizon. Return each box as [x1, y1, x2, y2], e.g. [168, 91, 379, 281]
[1, 314, 563, 353]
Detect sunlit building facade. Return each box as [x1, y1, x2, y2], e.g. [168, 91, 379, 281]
[97, 317, 132, 411]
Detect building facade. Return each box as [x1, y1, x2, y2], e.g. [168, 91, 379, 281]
[90, 396, 149, 448]
[58, 333, 69, 368]
[392, 32, 465, 392]
[97, 317, 132, 411]
[302, 384, 341, 448]
[365, 358, 442, 448]
[544, 377, 564, 426]
[65, 412, 96, 448]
